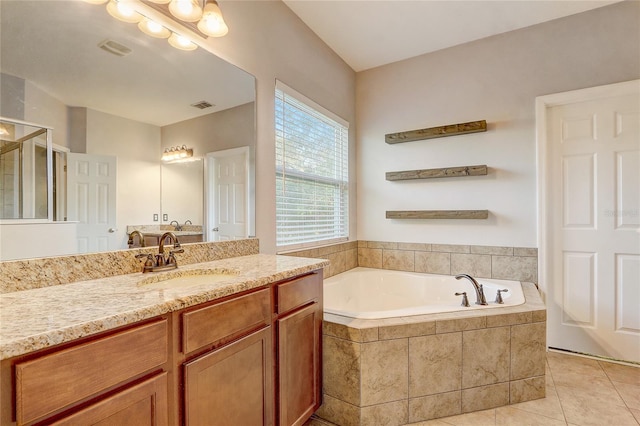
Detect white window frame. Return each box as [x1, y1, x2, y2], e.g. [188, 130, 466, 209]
[275, 80, 349, 252]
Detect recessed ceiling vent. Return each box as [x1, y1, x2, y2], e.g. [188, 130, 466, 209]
[191, 101, 214, 109]
[98, 39, 132, 57]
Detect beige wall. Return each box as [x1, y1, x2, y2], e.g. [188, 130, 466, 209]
[199, 1, 357, 253]
[355, 1, 639, 248]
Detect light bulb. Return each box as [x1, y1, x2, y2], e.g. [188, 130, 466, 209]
[138, 17, 171, 38]
[168, 32, 198, 51]
[168, 0, 202, 22]
[197, 0, 228, 37]
[106, 0, 142, 23]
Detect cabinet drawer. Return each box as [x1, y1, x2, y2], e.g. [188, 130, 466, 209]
[15, 319, 168, 425]
[182, 288, 270, 354]
[276, 272, 322, 315]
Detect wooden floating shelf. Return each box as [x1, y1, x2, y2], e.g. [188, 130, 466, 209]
[386, 165, 487, 181]
[385, 120, 487, 144]
[386, 210, 489, 220]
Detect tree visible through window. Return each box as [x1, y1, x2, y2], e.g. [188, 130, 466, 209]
[275, 81, 349, 250]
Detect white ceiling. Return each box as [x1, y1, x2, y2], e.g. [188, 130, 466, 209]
[283, 0, 623, 72]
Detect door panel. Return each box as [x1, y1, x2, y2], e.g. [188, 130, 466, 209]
[546, 89, 640, 362]
[67, 153, 117, 253]
[206, 148, 248, 241]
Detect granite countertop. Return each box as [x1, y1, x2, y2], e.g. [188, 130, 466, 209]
[0, 254, 329, 360]
[142, 230, 203, 236]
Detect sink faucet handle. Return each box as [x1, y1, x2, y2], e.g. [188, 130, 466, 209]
[495, 289, 509, 304]
[167, 248, 184, 266]
[135, 253, 155, 272]
[455, 292, 470, 307]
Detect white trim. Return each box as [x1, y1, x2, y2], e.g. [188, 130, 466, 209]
[275, 80, 349, 129]
[535, 79, 640, 297]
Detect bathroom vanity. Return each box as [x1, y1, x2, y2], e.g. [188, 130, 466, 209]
[0, 253, 326, 426]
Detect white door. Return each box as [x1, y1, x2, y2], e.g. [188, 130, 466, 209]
[67, 153, 118, 253]
[544, 84, 640, 362]
[206, 147, 248, 241]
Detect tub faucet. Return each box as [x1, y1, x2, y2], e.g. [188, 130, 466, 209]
[455, 274, 488, 305]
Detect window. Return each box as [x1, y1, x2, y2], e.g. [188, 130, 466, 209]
[275, 81, 349, 251]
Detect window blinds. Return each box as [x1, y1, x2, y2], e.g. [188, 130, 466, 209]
[275, 83, 349, 250]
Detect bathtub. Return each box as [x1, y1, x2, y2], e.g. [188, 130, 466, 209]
[324, 267, 525, 319]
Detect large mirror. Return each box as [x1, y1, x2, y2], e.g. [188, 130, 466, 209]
[0, 0, 256, 260]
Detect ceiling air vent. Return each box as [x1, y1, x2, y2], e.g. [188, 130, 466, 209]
[191, 101, 214, 110]
[98, 39, 132, 57]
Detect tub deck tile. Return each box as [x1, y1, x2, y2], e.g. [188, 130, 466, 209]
[436, 315, 486, 334]
[485, 311, 532, 327]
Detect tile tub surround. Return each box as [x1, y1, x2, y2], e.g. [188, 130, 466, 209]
[358, 241, 538, 283]
[0, 238, 259, 293]
[0, 253, 329, 360]
[283, 240, 358, 278]
[286, 240, 538, 283]
[316, 283, 546, 426]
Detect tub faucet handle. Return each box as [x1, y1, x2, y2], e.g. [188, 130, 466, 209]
[495, 289, 509, 304]
[455, 292, 470, 307]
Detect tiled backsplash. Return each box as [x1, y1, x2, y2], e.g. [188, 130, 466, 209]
[287, 240, 538, 283]
[0, 239, 259, 294]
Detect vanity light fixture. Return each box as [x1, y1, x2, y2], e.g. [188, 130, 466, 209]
[197, 0, 228, 37]
[86, 0, 229, 51]
[162, 145, 194, 162]
[106, 0, 143, 23]
[168, 0, 202, 22]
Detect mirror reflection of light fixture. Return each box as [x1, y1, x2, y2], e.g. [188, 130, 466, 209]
[197, 0, 228, 37]
[162, 145, 194, 162]
[138, 17, 171, 38]
[0, 123, 9, 137]
[106, 0, 143, 23]
[168, 33, 198, 51]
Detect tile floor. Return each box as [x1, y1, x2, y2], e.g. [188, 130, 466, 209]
[307, 350, 640, 426]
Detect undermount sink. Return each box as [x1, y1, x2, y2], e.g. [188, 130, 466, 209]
[138, 269, 239, 290]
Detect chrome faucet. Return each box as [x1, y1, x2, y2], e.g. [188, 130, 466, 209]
[127, 230, 145, 247]
[170, 220, 183, 231]
[455, 274, 488, 305]
[135, 232, 183, 273]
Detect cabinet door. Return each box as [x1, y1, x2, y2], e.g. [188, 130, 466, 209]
[51, 373, 168, 426]
[184, 327, 273, 426]
[277, 302, 322, 426]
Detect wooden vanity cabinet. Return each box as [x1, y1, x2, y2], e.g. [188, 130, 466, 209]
[275, 271, 323, 426]
[179, 288, 274, 426]
[2, 318, 170, 426]
[1, 269, 323, 426]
